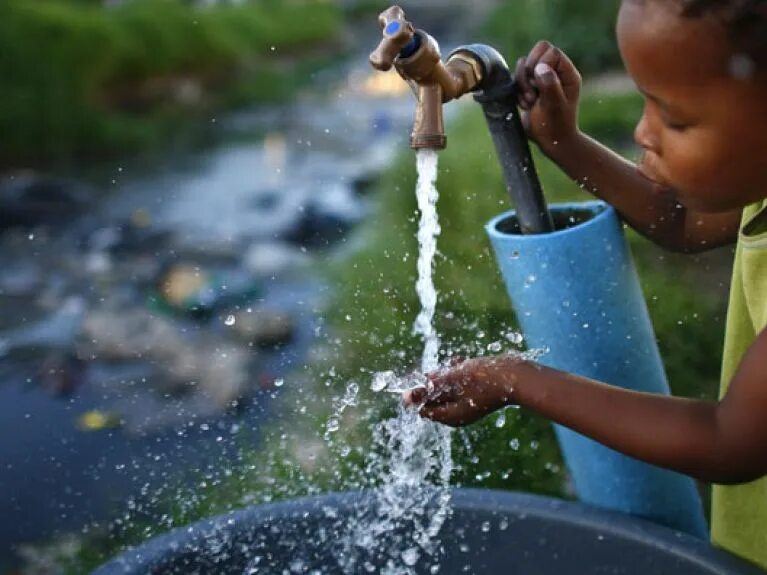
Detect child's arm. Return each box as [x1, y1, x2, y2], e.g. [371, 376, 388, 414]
[516, 41, 741, 252]
[406, 327, 767, 484]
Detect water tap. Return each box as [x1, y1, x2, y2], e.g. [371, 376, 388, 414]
[370, 5, 554, 233]
[369, 6, 483, 149]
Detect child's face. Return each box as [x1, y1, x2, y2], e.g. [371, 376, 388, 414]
[617, 0, 767, 213]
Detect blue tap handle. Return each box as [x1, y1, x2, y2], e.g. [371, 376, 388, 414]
[370, 6, 418, 71]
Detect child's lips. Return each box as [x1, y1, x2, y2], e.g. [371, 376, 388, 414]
[637, 160, 672, 194]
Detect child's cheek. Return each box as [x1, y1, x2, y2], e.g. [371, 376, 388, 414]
[663, 134, 720, 197]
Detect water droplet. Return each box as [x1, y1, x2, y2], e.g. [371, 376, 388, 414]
[495, 410, 506, 428]
[487, 341, 503, 353]
[224, 314, 236, 326]
[402, 547, 419, 566]
[509, 438, 520, 450]
[371, 371, 394, 392]
[510, 250, 520, 259]
[481, 521, 491, 532]
[499, 518, 509, 531]
[274, 378, 284, 387]
[505, 331, 524, 345]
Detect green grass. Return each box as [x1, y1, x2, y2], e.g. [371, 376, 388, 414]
[0, 0, 343, 168]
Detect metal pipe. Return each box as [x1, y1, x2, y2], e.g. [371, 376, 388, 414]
[450, 44, 553, 234]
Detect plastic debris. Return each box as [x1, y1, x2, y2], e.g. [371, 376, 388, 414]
[76, 410, 122, 432]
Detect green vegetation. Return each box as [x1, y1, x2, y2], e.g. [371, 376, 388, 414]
[0, 0, 342, 168]
[481, 0, 622, 74]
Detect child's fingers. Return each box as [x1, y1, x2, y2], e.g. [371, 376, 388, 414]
[514, 57, 536, 109]
[520, 109, 532, 135]
[537, 44, 581, 102]
[533, 62, 568, 113]
[404, 374, 457, 407]
[525, 40, 553, 72]
[403, 387, 426, 406]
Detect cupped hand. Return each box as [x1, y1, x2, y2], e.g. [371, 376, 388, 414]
[403, 355, 521, 427]
[513, 41, 582, 156]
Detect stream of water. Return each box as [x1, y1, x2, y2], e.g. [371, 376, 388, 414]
[330, 149, 452, 574]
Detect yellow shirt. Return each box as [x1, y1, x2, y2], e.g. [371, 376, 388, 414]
[711, 199, 767, 569]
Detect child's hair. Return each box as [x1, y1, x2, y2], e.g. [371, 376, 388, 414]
[679, 0, 767, 68]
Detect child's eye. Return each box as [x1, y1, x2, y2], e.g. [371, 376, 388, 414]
[662, 116, 690, 131]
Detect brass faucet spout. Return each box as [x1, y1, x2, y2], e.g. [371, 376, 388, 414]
[370, 7, 482, 150]
[411, 83, 446, 149]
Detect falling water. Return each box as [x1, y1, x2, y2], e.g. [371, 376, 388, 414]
[413, 149, 442, 373]
[332, 149, 453, 574]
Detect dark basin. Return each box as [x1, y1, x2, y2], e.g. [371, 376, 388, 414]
[93, 489, 762, 574]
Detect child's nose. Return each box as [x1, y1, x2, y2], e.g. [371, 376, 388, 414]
[634, 109, 660, 154]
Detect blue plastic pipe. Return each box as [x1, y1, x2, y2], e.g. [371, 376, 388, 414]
[486, 201, 708, 538]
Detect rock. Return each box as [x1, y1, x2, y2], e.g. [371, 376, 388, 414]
[79, 305, 180, 362]
[251, 190, 281, 211]
[0, 262, 44, 296]
[81, 219, 174, 257]
[0, 296, 87, 356]
[243, 242, 309, 278]
[0, 173, 92, 230]
[79, 306, 257, 409]
[231, 309, 295, 348]
[38, 352, 86, 397]
[350, 171, 378, 197]
[282, 203, 352, 248]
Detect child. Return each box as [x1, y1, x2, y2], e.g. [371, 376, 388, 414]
[405, 0, 767, 568]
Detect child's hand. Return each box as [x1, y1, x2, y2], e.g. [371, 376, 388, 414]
[514, 41, 582, 156]
[403, 355, 520, 427]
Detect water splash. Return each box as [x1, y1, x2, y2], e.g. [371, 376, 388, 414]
[371, 371, 428, 394]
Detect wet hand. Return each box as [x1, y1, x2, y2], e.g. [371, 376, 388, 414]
[514, 41, 582, 156]
[403, 355, 520, 427]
